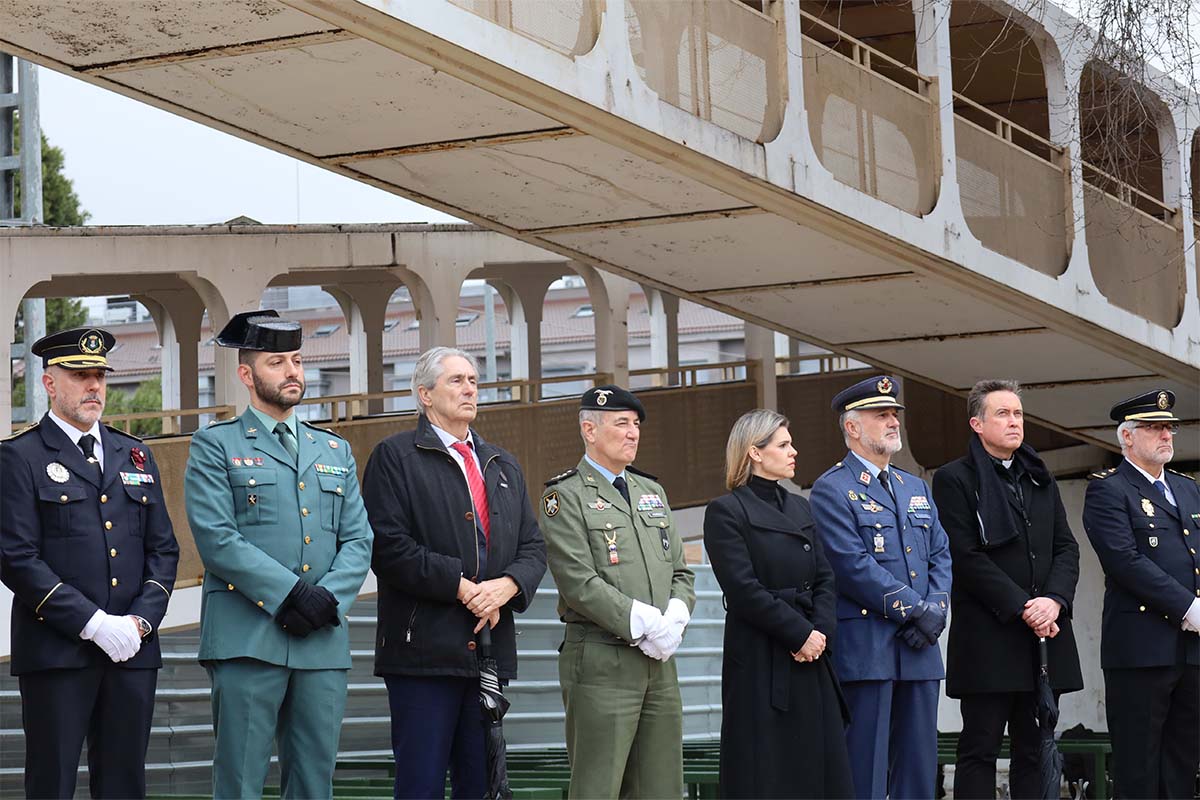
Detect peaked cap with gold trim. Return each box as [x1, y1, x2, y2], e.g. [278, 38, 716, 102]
[831, 374, 905, 413]
[31, 327, 116, 371]
[1109, 389, 1180, 423]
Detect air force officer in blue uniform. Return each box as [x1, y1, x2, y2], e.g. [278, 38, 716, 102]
[1, 327, 179, 799]
[810, 376, 951, 800]
[1082, 390, 1200, 799]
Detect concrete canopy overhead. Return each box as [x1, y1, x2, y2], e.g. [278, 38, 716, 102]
[1, 0, 1196, 456]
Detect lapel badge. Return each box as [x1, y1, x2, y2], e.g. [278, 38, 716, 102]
[130, 447, 147, 471]
[1149, 536, 1159, 548]
[247, 494, 258, 506]
[329, 440, 339, 448]
[893, 471, 904, 485]
[847, 490, 859, 501]
[874, 532, 886, 553]
[247, 427, 257, 434]
[859, 471, 871, 486]
[306, 432, 315, 441]
[1142, 498, 1155, 517]
[543, 492, 560, 517]
[46, 462, 70, 483]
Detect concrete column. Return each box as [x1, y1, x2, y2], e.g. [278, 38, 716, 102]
[486, 273, 555, 401]
[744, 323, 778, 410]
[1046, 46, 1095, 291]
[325, 279, 400, 415]
[1168, 111, 1199, 328]
[644, 288, 680, 386]
[0, 277, 36, 435]
[575, 265, 634, 387]
[913, 0, 962, 221]
[138, 289, 205, 433]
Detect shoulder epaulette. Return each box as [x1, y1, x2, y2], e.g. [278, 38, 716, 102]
[1088, 467, 1118, 480]
[627, 465, 658, 481]
[207, 417, 238, 427]
[1167, 468, 1197, 482]
[544, 468, 577, 488]
[103, 424, 143, 443]
[2, 421, 39, 441]
[301, 420, 345, 440]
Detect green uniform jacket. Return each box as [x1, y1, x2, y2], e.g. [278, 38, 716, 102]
[184, 412, 373, 669]
[539, 458, 695, 640]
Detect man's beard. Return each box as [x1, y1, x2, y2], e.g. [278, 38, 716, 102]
[1133, 439, 1173, 467]
[862, 429, 903, 458]
[62, 394, 104, 427]
[253, 370, 306, 410]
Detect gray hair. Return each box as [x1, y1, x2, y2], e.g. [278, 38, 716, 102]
[839, 409, 860, 448]
[967, 379, 1022, 420]
[411, 346, 479, 414]
[725, 409, 790, 490]
[578, 408, 610, 444]
[1116, 420, 1137, 452]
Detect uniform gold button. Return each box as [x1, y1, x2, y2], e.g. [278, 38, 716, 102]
[906, 546, 912, 553]
[299, 482, 305, 490]
[1139, 605, 1146, 612]
[111, 578, 118, 587]
[100, 494, 108, 503]
[141, 496, 147, 504]
[302, 564, 310, 572]
[605, 523, 613, 530]
[875, 523, 882, 529]
[257, 601, 265, 608]
[336, 486, 343, 495]
[1186, 529, 1192, 536]
[227, 584, 235, 591]
[301, 508, 309, 517]
[1191, 549, 1196, 555]
[104, 521, 113, 530]
[109, 548, 117, 558]
[60, 494, 68, 503]
[1195, 569, 1199, 575]
[248, 479, 256, 487]
[304, 536, 312, 545]
[659, 522, 666, 528]
[860, 609, 868, 616]
[910, 571, 917, 578]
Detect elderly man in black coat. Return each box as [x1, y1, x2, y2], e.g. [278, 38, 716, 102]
[931, 380, 1083, 800]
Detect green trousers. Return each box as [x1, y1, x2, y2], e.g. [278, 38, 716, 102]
[208, 658, 348, 800]
[559, 639, 684, 799]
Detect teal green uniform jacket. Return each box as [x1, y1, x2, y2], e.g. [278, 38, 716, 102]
[184, 412, 373, 669]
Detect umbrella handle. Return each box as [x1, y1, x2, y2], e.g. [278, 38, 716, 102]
[479, 624, 493, 652]
[1038, 636, 1049, 672]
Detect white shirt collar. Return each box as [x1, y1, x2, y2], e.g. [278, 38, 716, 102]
[584, 454, 626, 485]
[47, 410, 101, 449]
[1125, 457, 1166, 485]
[430, 422, 474, 451]
[849, 450, 885, 479]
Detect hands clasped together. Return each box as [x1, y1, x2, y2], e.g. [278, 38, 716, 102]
[631, 599, 691, 662]
[459, 575, 519, 634]
[277, 580, 342, 637]
[792, 629, 826, 663]
[895, 600, 947, 651]
[84, 613, 143, 662]
[1022, 596, 1061, 638]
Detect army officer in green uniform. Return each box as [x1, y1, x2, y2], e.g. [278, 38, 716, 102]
[540, 386, 696, 799]
[184, 311, 373, 799]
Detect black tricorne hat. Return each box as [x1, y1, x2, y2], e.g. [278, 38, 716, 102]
[1109, 389, 1180, 423]
[215, 310, 303, 352]
[31, 327, 116, 371]
[581, 385, 645, 422]
[831, 375, 905, 413]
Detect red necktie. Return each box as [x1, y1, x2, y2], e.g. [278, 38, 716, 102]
[451, 441, 491, 544]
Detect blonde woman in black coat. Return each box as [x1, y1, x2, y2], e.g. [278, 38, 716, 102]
[703, 409, 853, 799]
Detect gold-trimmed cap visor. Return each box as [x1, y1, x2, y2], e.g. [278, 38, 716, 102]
[30, 328, 116, 371]
[1110, 390, 1180, 423]
[832, 375, 905, 413]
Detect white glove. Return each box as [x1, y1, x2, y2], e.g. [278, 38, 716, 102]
[1183, 599, 1200, 633]
[646, 598, 691, 659]
[84, 614, 142, 662]
[629, 600, 667, 642]
[638, 635, 670, 662]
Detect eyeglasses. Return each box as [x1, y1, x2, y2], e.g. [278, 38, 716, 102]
[1134, 423, 1179, 436]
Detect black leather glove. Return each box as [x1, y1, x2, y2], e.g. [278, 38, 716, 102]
[277, 580, 341, 636]
[908, 600, 945, 644]
[897, 623, 929, 650]
[277, 604, 315, 638]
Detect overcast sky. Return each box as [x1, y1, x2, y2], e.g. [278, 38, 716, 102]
[37, 67, 461, 227]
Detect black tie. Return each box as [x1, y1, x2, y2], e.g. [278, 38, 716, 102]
[78, 434, 102, 481]
[274, 422, 298, 464]
[613, 476, 631, 506]
[878, 469, 896, 502]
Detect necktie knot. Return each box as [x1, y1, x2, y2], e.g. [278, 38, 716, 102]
[274, 422, 298, 463]
[1154, 480, 1168, 498]
[878, 469, 895, 500]
[78, 433, 97, 461]
[451, 441, 472, 458]
[613, 475, 631, 505]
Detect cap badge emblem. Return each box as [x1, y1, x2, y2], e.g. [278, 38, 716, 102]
[79, 330, 104, 355]
[877, 377, 893, 394]
[594, 389, 613, 406]
[1157, 391, 1169, 410]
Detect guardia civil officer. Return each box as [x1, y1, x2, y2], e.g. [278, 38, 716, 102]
[0, 327, 179, 799]
[184, 311, 373, 799]
[539, 386, 696, 799]
[931, 380, 1082, 800]
[1082, 390, 1200, 799]
[809, 375, 951, 800]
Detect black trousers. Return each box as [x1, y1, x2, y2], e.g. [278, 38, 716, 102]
[19, 663, 158, 799]
[1105, 664, 1200, 800]
[954, 691, 1048, 800]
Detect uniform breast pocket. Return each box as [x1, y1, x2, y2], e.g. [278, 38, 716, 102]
[906, 513, 931, 558]
[229, 469, 278, 526]
[1131, 520, 1166, 557]
[586, 520, 629, 585]
[317, 475, 345, 531]
[857, 515, 899, 562]
[638, 512, 674, 562]
[123, 482, 158, 536]
[37, 484, 89, 537]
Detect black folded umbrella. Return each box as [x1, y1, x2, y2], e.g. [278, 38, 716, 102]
[477, 625, 514, 800]
[1036, 636, 1064, 800]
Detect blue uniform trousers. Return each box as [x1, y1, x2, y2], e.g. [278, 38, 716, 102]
[385, 675, 486, 800]
[842, 679, 939, 800]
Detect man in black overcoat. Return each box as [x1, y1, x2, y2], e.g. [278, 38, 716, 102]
[931, 379, 1082, 800]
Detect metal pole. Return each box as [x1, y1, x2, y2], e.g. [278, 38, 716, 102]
[19, 59, 46, 419]
[0, 54, 13, 219]
[483, 283, 497, 402]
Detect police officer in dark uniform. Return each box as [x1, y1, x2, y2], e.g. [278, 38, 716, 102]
[1083, 389, 1200, 799]
[0, 327, 179, 799]
[809, 375, 952, 800]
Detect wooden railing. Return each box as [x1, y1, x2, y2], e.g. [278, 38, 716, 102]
[102, 404, 236, 435]
[630, 359, 758, 388]
[774, 353, 857, 374]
